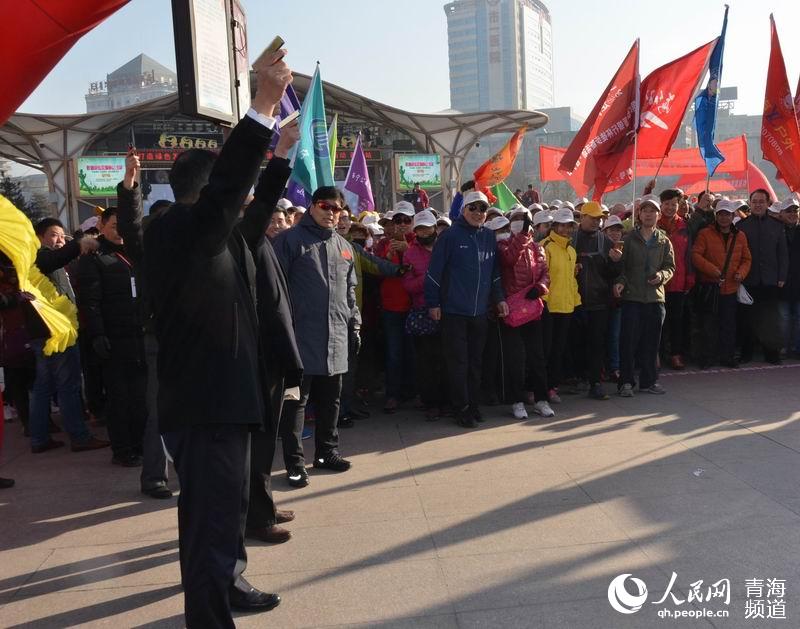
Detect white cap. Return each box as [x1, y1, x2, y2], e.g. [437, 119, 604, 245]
[436, 216, 452, 226]
[380, 210, 395, 222]
[293, 205, 306, 214]
[509, 207, 532, 221]
[768, 202, 782, 214]
[639, 194, 661, 211]
[549, 199, 563, 209]
[485, 216, 510, 231]
[533, 209, 554, 226]
[463, 191, 490, 207]
[276, 198, 293, 210]
[79, 216, 99, 231]
[559, 200, 576, 211]
[776, 196, 800, 212]
[361, 214, 379, 226]
[367, 223, 384, 235]
[393, 200, 415, 216]
[575, 197, 589, 206]
[486, 207, 503, 218]
[732, 216, 742, 225]
[731, 199, 749, 212]
[528, 203, 544, 212]
[508, 203, 527, 215]
[600, 204, 609, 214]
[714, 199, 736, 214]
[552, 207, 577, 224]
[602, 215, 624, 229]
[413, 210, 437, 228]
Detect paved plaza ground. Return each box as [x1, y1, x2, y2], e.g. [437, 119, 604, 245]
[2, 363, 800, 628]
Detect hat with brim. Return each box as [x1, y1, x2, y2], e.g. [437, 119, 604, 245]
[552, 208, 577, 224]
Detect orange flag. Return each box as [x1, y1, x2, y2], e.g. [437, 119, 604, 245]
[473, 125, 527, 194]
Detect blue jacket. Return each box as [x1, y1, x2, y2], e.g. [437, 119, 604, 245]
[425, 216, 504, 317]
[449, 191, 464, 221]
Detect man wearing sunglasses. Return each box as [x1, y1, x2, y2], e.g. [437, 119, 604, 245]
[273, 186, 360, 487]
[425, 191, 508, 428]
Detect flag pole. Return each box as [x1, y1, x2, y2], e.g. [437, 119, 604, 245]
[653, 154, 667, 182]
[631, 37, 641, 223]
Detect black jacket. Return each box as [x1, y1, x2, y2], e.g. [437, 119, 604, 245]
[143, 115, 273, 432]
[782, 225, 800, 300]
[738, 213, 789, 288]
[573, 229, 619, 309]
[36, 240, 81, 302]
[76, 236, 145, 361]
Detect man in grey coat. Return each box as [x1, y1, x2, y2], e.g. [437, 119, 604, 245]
[273, 186, 360, 486]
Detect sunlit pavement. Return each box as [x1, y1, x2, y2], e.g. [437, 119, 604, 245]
[2, 362, 800, 628]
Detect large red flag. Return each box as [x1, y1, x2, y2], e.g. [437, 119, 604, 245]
[761, 15, 800, 193]
[558, 40, 640, 197]
[473, 125, 528, 195]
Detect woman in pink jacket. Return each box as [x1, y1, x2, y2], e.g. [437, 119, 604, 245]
[497, 209, 554, 419]
[402, 210, 446, 420]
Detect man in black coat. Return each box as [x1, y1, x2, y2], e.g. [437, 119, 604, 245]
[143, 51, 292, 627]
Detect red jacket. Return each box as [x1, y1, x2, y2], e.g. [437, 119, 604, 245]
[374, 233, 413, 312]
[658, 215, 695, 293]
[401, 241, 432, 308]
[497, 233, 550, 298]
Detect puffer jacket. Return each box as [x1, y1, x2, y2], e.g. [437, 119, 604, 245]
[616, 227, 675, 303]
[658, 214, 694, 293]
[497, 232, 549, 298]
[402, 241, 433, 309]
[540, 231, 581, 314]
[691, 224, 751, 296]
[737, 213, 789, 288]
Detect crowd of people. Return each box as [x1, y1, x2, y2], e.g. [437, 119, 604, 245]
[1, 48, 800, 627]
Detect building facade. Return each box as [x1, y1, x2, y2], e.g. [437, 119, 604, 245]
[85, 54, 177, 113]
[444, 0, 554, 113]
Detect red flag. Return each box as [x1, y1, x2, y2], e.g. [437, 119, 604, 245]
[473, 125, 528, 195]
[558, 41, 640, 197]
[636, 39, 717, 159]
[762, 15, 800, 193]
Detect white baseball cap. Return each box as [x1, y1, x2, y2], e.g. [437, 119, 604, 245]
[776, 196, 800, 212]
[293, 205, 306, 214]
[79, 216, 99, 231]
[731, 199, 749, 212]
[602, 215, 624, 229]
[485, 216, 510, 231]
[361, 214, 379, 226]
[552, 207, 577, 224]
[559, 200, 576, 211]
[508, 203, 527, 215]
[393, 201, 415, 216]
[575, 197, 589, 206]
[768, 201, 782, 214]
[380, 210, 395, 222]
[367, 223, 384, 235]
[463, 191, 490, 207]
[549, 199, 563, 209]
[714, 199, 736, 214]
[639, 194, 661, 211]
[276, 198, 293, 210]
[413, 210, 437, 228]
[486, 207, 503, 219]
[533, 209, 554, 226]
[436, 216, 452, 226]
[528, 203, 544, 212]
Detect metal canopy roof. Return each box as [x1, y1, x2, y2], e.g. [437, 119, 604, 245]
[1, 72, 547, 228]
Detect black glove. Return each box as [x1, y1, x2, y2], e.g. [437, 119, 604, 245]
[349, 328, 362, 356]
[525, 286, 540, 300]
[522, 215, 532, 234]
[92, 335, 112, 360]
[396, 264, 412, 277]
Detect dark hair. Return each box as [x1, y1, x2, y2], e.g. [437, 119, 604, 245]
[460, 179, 475, 193]
[101, 207, 117, 223]
[149, 199, 172, 217]
[311, 186, 345, 205]
[273, 208, 288, 219]
[169, 149, 217, 201]
[659, 188, 682, 202]
[697, 190, 711, 203]
[749, 188, 772, 203]
[34, 217, 64, 236]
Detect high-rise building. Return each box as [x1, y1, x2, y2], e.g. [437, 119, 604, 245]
[85, 54, 177, 113]
[444, 0, 554, 113]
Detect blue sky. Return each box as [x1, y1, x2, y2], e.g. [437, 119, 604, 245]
[20, 0, 800, 119]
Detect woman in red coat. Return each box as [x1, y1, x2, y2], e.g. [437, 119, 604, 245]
[496, 209, 554, 419]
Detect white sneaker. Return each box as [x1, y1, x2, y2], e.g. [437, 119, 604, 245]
[512, 402, 528, 419]
[533, 400, 555, 417]
[619, 383, 634, 398]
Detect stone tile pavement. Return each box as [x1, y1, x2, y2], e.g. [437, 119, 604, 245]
[2, 363, 800, 627]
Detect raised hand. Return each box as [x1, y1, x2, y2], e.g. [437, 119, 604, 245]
[123, 148, 140, 190]
[252, 50, 293, 117]
[274, 120, 300, 158]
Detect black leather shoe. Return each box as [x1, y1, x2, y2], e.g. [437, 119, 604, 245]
[286, 465, 309, 487]
[31, 439, 64, 454]
[0, 477, 14, 489]
[229, 585, 281, 612]
[338, 415, 355, 428]
[141, 484, 173, 499]
[276, 509, 295, 523]
[455, 407, 477, 429]
[245, 525, 292, 544]
[313, 452, 351, 472]
[112, 454, 143, 467]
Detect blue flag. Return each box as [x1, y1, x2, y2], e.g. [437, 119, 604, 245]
[269, 84, 301, 152]
[289, 65, 334, 194]
[693, 6, 729, 176]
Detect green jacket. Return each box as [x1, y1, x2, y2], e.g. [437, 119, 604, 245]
[616, 227, 675, 303]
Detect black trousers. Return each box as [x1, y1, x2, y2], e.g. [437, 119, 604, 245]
[569, 306, 609, 386]
[480, 319, 502, 402]
[620, 301, 666, 389]
[662, 291, 690, 357]
[499, 319, 548, 403]
[412, 332, 447, 408]
[3, 366, 34, 429]
[79, 334, 105, 417]
[543, 309, 572, 390]
[740, 285, 783, 359]
[247, 373, 285, 528]
[442, 313, 488, 410]
[103, 355, 147, 458]
[281, 373, 342, 469]
[141, 333, 168, 490]
[697, 292, 738, 364]
[163, 424, 251, 629]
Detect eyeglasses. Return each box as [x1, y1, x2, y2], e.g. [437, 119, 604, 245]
[392, 215, 413, 224]
[465, 204, 489, 214]
[317, 201, 344, 213]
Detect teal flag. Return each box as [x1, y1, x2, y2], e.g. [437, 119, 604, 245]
[290, 64, 334, 193]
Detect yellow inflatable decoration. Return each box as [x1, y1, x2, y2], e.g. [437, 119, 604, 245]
[0, 195, 79, 355]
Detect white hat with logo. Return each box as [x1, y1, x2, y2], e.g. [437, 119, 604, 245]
[463, 191, 490, 207]
[412, 210, 437, 228]
[552, 207, 577, 224]
[485, 216, 510, 231]
[393, 201, 415, 216]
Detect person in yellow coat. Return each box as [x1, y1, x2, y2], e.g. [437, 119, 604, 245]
[540, 207, 581, 404]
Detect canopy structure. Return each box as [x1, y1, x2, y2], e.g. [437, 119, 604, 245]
[1, 73, 547, 228]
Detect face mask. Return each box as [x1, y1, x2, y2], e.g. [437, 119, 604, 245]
[496, 232, 511, 241]
[510, 221, 524, 234]
[416, 234, 437, 246]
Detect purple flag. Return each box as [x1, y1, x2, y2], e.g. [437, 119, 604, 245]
[269, 84, 302, 151]
[344, 135, 374, 215]
[285, 179, 309, 208]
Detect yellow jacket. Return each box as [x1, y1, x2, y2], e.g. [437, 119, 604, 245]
[541, 231, 581, 314]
